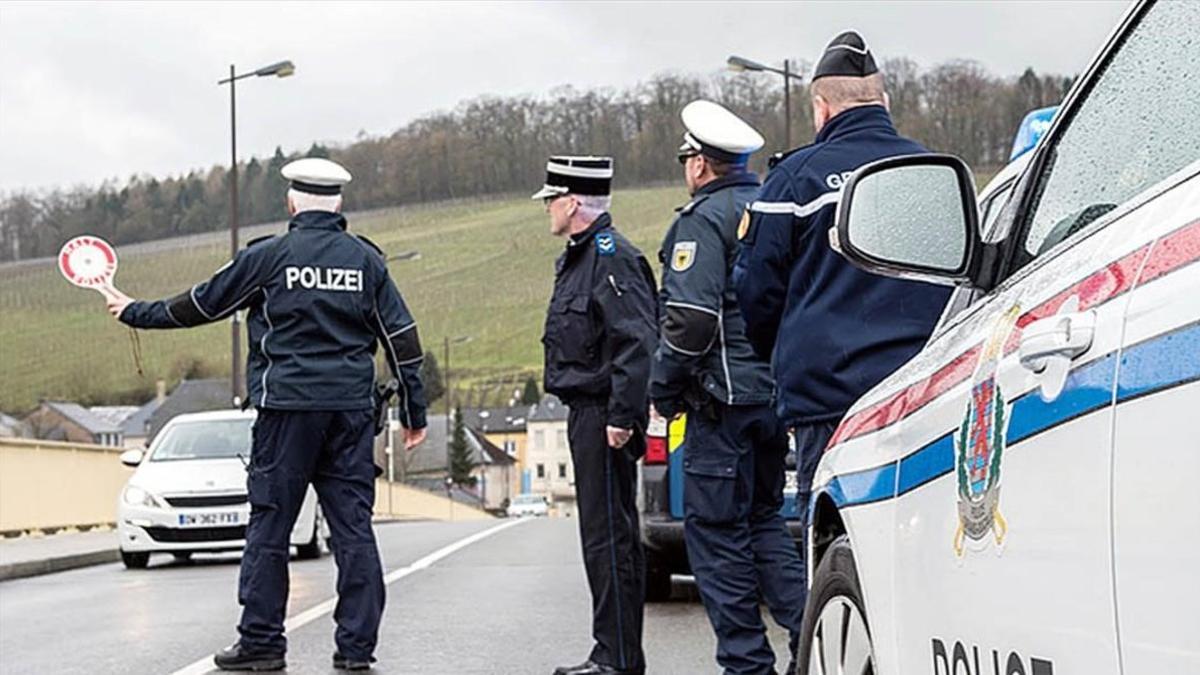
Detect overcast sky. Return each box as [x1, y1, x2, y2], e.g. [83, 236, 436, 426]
[0, 0, 1129, 192]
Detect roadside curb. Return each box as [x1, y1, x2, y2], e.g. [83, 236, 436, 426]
[0, 548, 120, 583]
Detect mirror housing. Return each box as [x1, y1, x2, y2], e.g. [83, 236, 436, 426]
[832, 153, 997, 290]
[119, 449, 144, 467]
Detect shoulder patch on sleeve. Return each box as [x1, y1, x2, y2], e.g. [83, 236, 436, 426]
[594, 232, 616, 257]
[355, 234, 386, 258]
[737, 208, 752, 241]
[670, 241, 697, 272]
[245, 234, 276, 249]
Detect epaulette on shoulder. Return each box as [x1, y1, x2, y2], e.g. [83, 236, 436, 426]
[675, 194, 710, 215]
[354, 234, 386, 258]
[245, 234, 276, 249]
[768, 147, 803, 170]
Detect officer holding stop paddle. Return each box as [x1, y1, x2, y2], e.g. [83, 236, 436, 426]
[102, 157, 427, 672]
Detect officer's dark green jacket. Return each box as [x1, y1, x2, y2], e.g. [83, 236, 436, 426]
[650, 172, 773, 416]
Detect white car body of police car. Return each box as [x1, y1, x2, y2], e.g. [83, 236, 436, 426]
[804, 1, 1200, 673]
[117, 409, 326, 569]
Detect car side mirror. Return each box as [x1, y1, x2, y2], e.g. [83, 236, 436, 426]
[832, 153, 995, 290]
[119, 449, 144, 467]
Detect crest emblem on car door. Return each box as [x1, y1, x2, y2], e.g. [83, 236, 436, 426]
[954, 304, 1020, 558]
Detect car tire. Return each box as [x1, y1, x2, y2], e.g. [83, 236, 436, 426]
[644, 550, 673, 603]
[799, 534, 875, 675]
[295, 510, 325, 560]
[121, 550, 150, 569]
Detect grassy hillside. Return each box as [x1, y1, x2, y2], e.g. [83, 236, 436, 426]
[0, 186, 686, 413]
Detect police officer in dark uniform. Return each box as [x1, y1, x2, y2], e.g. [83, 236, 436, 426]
[534, 156, 658, 675]
[106, 158, 428, 672]
[734, 32, 951, 613]
[649, 101, 806, 675]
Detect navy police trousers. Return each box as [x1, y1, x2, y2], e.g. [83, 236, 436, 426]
[567, 403, 646, 673]
[237, 408, 384, 661]
[682, 404, 807, 675]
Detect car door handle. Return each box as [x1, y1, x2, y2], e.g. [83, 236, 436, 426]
[1019, 310, 1096, 374]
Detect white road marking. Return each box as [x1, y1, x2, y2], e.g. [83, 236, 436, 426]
[167, 518, 528, 675]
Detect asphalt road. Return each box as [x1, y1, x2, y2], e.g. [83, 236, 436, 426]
[0, 518, 791, 674]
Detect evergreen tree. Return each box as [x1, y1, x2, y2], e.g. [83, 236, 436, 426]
[448, 407, 476, 486]
[520, 376, 540, 405]
[420, 351, 445, 403]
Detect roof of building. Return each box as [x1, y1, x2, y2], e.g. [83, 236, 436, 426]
[404, 414, 519, 475]
[121, 397, 163, 437]
[403, 413, 451, 475]
[88, 406, 138, 428]
[527, 394, 569, 422]
[462, 405, 530, 434]
[0, 413, 29, 438]
[147, 379, 235, 440]
[471, 429, 516, 465]
[38, 401, 121, 435]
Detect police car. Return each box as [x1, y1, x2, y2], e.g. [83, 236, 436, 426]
[639, 415, 804, 601]
[116, 410, 327, 569]
[804, 1, 1200, 673]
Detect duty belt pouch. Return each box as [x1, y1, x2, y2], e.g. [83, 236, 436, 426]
[373, 379, 399, 437]
[684, 387, 719, 422]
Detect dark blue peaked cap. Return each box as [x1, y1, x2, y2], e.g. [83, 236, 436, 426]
[812, 31, 878, 80]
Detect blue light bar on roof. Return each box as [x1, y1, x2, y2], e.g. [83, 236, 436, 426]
[1010, 106, 1058, 161]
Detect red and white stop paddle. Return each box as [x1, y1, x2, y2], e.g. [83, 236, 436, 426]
[58, 235, 120, 300]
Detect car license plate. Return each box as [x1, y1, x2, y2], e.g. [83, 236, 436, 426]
[177, 511, 240, 527]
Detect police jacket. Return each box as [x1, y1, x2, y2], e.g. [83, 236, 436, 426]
[542, 213, 658, 431]
[120, 210, 428, 428]
[649, 172, 773, 416]
[734, 105, 951, 427]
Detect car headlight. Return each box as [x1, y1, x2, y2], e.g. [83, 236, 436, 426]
[122, 485, 162, 508]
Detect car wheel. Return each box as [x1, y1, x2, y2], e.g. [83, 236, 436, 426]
[644, 550, 673, 603]
[121, 550, 150, 569]
[799, 534, 875, 675]
[295, 509, 326, 560]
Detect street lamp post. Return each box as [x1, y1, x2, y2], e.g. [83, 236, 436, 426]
[217, 59, 295, 404]
[727, 55, 804, 149]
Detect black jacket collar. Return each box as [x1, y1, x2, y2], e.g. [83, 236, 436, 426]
[694, 171, 760, 197]
[289, 210, 348, 232]
[569, 212, 613, 247]
[815, 104, 896, 144]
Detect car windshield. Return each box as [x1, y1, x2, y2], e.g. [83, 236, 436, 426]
[150, 419, 253, 462]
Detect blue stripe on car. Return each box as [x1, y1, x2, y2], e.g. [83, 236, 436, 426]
[823, 321, 1200, 509]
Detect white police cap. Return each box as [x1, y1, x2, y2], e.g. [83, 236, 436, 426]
[281, 157, 352, 195]
[678, 100, 764, 164]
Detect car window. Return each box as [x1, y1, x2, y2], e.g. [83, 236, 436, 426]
[933, 180, 1017, 331]
[150, 419, 253, 461]
[1021, 0, 1200, 259]
[980, 181, 1015, 242]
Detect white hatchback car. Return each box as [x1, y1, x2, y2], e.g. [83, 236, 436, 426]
[506, 493, 549, 518]
[117, 409, 327, 569]
[806, 1, 1200, 673]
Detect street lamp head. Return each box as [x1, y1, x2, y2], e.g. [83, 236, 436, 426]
[255, 60, 295, 78]
[727, 55, 767, 73]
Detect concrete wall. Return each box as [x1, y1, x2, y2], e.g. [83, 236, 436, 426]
[0, 438, 128, 532]
[373, 481, 492, 521]
[1, 439, 492, 533]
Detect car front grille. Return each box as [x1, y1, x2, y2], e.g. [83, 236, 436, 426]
[163, 494, 248, 508]
[144, 526, 246, 543]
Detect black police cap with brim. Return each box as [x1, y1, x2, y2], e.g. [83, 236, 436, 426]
[812, 30, 878, 80]
[531, 156, 613, 200]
